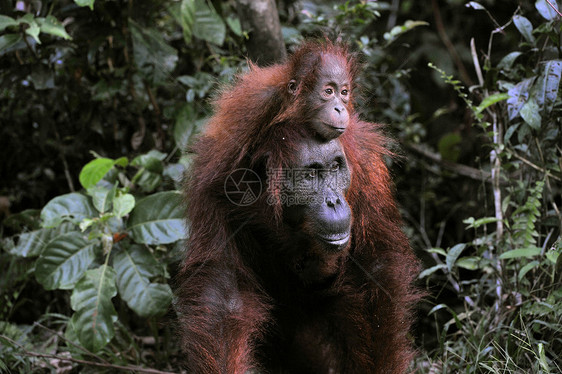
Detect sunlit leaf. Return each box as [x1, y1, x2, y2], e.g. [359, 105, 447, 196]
[113, 194, 135, 218]
[37, 16, 71, 40]
[80, 158, 115, 189]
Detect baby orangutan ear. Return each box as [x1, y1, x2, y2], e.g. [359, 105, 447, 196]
[288, 79, 298, 95]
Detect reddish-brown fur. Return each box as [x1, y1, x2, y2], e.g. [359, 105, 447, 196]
[176, 41, 420, 373]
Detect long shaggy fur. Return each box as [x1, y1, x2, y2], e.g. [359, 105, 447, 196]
[176, 40, 421, 374]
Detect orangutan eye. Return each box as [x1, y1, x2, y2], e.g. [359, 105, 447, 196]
[324, 88, 333, 95]
[330, 161, 340, 171]
[341, 89, 348, 96]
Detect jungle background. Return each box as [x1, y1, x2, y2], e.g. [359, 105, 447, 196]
[1, 0, 561, 372]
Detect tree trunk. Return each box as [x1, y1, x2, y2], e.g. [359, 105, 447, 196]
[236, 0, 286, 66]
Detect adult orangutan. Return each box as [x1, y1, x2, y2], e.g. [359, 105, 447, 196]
[175, 40, 420, 373]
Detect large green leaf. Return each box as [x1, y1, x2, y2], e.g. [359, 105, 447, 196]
[0, 15, 18, 32]
[499, 246, 541, 259]
[127, 191, 186, 244]
[11, 223, 75, 257]
[41, 193, 97, 228]
[113, 194, 135, 218]
[113, 246, 172, 317]
[87, 186, 116, 213]
[180, 0, 196, 44]
[520, 98, 541, 130]
[129, 19, 178, 85]
[535, 0, 559, 20]
[70, 265, 117, 352]
[0, 33, 22, 53]
[507, 77, 535, 120]
[513, 15, 535, 44]
[79, 158, 116, 189]
[446, 243, 467, 272]
[35, 232, 98, 290]
[36, 16, 71, 40]
[192, 0, 226, 46]
[534, 60, 562, 114]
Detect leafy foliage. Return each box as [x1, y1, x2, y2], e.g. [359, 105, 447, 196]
[1, 0, 561, 372]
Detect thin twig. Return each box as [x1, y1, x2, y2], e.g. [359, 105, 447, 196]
[405, 142, 492, 182]
[33, 323, 110, 364]
[546, 0, 562, 17]
[431, 0, 474, 85]
[0, 335, 176, 374]
[511, 152, 561, 181]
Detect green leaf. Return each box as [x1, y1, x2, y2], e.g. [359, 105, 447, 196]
[475, 93, 509, 115]
[20, 14, 41, 44]
[36, 16, 71, 40]
[0, 34, 22, 53]
[41, 193, 97, 228]
[129, 19, 178, 85]
[127, 191, 186, 244]
[174, 104, 196, 150]
[87, 186, 116, 213]
[456, 256, 480, 270]
[226, 16, 242, 36]
[11, 223, 75, 257]
[437, 132, 461, 162]
[499, 246, 541, 259]
[131, 151, 165, 172]
[0, 15, 18, 32]
[192, 0, 226, 46]
[465, 217, 501, 229]
[113, 246, 172, 317]
[383, 20, 429, 44]
[35, 232, 98, 290]
[79, 158, 116, 189]
[418, 264, 447, 279]
[513, 15, 535, 44]
[520, 98, 541, 130]
[180, 0, 196, 44]
[497, 51, 522, 70]
[446, 243, 467, 272]
[427, 248, 447, 256]
[113, 194, 135, 218]
[534, 60, 562, 114]
[518, 260, 540, 281]
[507, 77, 535, 120]
[74, 0, 95, 10]
[70, 265, 117, 352]
[536, 0, 559, 20]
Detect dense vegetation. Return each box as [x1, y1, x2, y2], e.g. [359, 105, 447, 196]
[1, 0, 560, 372]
